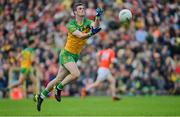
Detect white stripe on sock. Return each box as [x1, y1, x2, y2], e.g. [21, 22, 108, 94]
[40, 93, 46, 99]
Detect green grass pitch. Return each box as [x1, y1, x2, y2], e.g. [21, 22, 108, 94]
[0, 96, 180, 116]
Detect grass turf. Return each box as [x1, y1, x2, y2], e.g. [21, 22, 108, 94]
[0, 96, 180, 116]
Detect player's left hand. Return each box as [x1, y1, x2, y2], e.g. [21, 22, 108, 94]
[96, 8, 104, 17]
[90, 27, 101, 36]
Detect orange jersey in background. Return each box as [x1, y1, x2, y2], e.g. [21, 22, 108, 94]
[98, 49, 115, 68]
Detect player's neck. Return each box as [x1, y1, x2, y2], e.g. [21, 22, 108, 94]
[76, 16, 84, 25]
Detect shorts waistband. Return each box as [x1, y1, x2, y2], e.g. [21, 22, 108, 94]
[62, 49, 79, 56]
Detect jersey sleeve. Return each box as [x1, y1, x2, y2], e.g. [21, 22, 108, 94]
[67, 20, 77, 33]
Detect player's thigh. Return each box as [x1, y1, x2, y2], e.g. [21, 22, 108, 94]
[19, 67, 29, 82]
[18, 72, 26, 84]
[107, 73, 115, 84]
[64, 62, 80, 77]
[28, 69, 36, 83]
[56, 64, 69, 79]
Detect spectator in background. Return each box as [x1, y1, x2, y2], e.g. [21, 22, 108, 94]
[0, 69, 7, 98]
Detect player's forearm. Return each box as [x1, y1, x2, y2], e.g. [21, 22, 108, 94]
[77, 32, 91, 39]
[72, 30, 91, 39]
[93, 17, 100, 28]
[72, 27, 101, 39]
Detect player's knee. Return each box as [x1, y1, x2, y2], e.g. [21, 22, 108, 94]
[110, 78, 115, 84]
[94, 80, 101, 86]
[94, 82, 99, 87]
[112, 79, 116, 84]
[71, 70, 80, 79]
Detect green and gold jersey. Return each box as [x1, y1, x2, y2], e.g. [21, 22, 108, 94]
[64, 17, 93, 54]
[20, 48, 34, 68]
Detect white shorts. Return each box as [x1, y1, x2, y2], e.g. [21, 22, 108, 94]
[97, 67, 111, 81]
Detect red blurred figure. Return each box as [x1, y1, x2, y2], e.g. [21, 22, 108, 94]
[82, 46, 120, 101]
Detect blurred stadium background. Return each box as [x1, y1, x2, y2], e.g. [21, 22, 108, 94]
[0, 0, 180, 116]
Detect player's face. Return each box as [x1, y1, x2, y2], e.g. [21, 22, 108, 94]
[75, 5, 86, 17]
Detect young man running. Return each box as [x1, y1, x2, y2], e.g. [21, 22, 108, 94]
[34, 3, 103, 111]
[7, 40, 36, 94]
[81, 46, 120, 101]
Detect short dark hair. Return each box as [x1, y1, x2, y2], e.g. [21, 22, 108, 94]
[72, 2, 85, 12]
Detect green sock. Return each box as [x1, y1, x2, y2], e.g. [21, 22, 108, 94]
[57, 82, 64, 90]
[40, 89, 49, 98]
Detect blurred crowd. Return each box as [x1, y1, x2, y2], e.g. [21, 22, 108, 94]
[0, 0, 180, 98]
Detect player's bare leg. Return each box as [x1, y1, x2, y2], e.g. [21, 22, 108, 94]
[46, 65, 69, 92]
[55, 62, 80, 102]
[81, 78, 102, 98]
[35, 65, 69, 111]
[29, 75, 37, 94]
[8, 73, 25, 90]
[86, 80, 102, 92]
[61, 62, 80, 85]
[107, 74, 120, 101]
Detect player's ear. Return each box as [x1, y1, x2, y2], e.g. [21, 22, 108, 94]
[73, 11, 77, 15]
